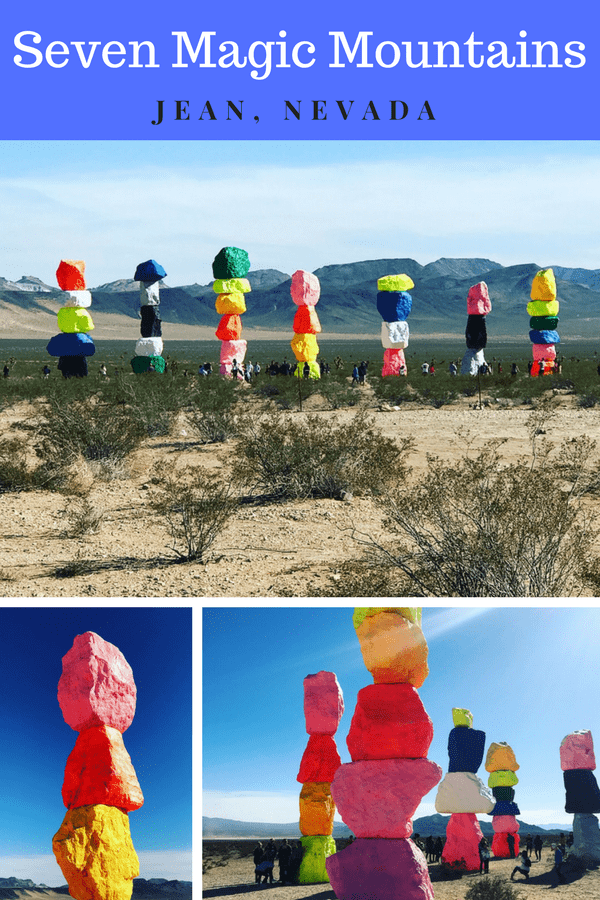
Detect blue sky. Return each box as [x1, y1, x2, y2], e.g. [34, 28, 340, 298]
[203, 605, 600, 831]
[0, 604, 192, 886]
[0, 141, 599, 289]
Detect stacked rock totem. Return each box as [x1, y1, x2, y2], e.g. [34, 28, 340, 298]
[527, 268, 559, 376]
[47, 260, 95, 378]
[377, 275, 412, 376]
[486, 742, 520, 858]
[213, 246, 251, 377]
[290, 270, 321, 379]
[561, 730, 600, 863]
[435, 708, 494, 870]
[461, 282, 491, 376]
[327, 608, 442, 900]
[297, 671, 344, 883]
[52, 632, 143, 900]
[131, 259, 167, 374]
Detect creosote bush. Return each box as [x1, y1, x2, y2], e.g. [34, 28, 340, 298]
[464, 875, 523, 900]
[0, 438, 40, 493]
[36, 397, 145, 464]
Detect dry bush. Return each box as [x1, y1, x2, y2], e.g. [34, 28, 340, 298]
[0, 438, 39, 493]
[187, 409, 238, 444]
[60, 498, 104, 538]
[464, 876, 524, 900]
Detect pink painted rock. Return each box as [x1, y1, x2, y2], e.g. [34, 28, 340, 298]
[58, 632, 136, 733]
[297, 734, 342, 783]
[441, 813, 483, 871]
[62, 725, 143, 811]
[435, 772, 495, 814]
[326, 837, 434, 900]
[291, 270, 320, 306]
[467, 282, 492, 316]
[492, 815, 519, 833]
[561, 731, 596, 771]
[331, 758, 442, 838]
[219, 339, 247, 365]
[532, 342, 557, 362]
[303, 672, 344, 736]
[382, 347, 407, 376]
[347, 683, 433, 761]
[492, 832, 519, 858]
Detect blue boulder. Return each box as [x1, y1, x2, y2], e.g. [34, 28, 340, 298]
[376, 291, 412, 322]
[134, 259, 167, 283]
[491, 800, 520, 816]
[529, 329, 560, 345]
[448, 726, 486, 773]
[47, 333, 96, 357]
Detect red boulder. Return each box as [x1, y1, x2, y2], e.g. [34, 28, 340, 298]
[347, 683, 433, 761]
[297, 734, 342, 783]
[62, 725, 144, 811]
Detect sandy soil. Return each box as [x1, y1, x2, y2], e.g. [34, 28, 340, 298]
[1, 390, 599, 597]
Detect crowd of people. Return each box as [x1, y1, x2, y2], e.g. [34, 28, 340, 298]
[252, 839, 303, 885]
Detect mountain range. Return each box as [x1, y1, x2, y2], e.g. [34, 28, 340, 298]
[0, 878, 191, 896]
[1, 258, 599, 338]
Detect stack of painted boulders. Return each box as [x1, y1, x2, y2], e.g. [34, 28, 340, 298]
[327, 608, 442, 900]
[47, 260, 95, 378]
[131, 259, 167, 374]
[435, 708, 494, 870]
[528, 268, 559, 376]
[486, 742, 520, 858]
[290, 270, 321, 379]
[561, 730, 600, 863]
[297, 671, 344, 883]
[461, 282, 491, 376]
[377, 275, 412, 376]
[213, 246, 250, 377]
[52, 632, 142, 900]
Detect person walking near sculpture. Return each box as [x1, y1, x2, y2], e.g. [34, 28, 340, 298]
[478, 837, 490, 874]
[525, 834, 533, 858]
[507, 832, 516, 858]
[277, 839, 292, 883]
[533, 834, 543, 861]
[253, 842, 264, 884]
[552, 843, 566, 885]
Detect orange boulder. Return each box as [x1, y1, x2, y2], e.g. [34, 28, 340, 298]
[299, 782, 335, 835]
[355, 611, 429, 686]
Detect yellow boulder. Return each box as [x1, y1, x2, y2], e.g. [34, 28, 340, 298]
[530, 268, 556, 301]
[215, 293, 247, 315]
[485, 742, 520, 772]
[353, 608, 421, 629]
[52, 805, 139, 900]
[213, 278, 251, 294]
[527, 299, 559, 318]
[377, 274, 415, 292]
[452, 708, 473, 728]
[291, 333, 319, 362]
[355, 610, 429, 687]
[57, 307, 94, 334]
[299, 782, 335, 836]
[488, 770, 519, 788]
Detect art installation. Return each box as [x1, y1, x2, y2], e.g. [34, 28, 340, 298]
[460, 282, 491, 376]
[485, 741, 521, 858]
[131, 259, 167, 374]
[377, 274, 412, 376]
[297, 671, 344, 883]
[290, 270, 321, 378]
[213, 246, 251, 377]
[560, 730, 600, 863]
[47, 260, 95, 378]
[435, 708, 494, 870]
[528, 267, 559, 376]
[326, 608, 442, 900]
[52, 632, 142, 900]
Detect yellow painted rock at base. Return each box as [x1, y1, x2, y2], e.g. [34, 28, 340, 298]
[52, 805, 139, 900]
[527, 299, 559, 318]
[57, 307, 94, 333]
[485, 742, 520, 772]
[488, 769, 519, 788]
[355, 610, 429, 687]
[299, 782, 335, 835]
[215, 293, 247, 315]
[213, 278, 251, 294]
[530, 268, 556, 301]
[377, 274, 415, 292]
[353, 608, 421, 630]
[452, 708, 473, 728]
[291, 333, 319, 362]
[294, 361, 321, 379]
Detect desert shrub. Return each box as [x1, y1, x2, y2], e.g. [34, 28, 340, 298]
[0, 438, 40, 493]
[36, 397, 145, 464]
[187, 408, 238, 444]
[235, 412, 412, 501]
[578, 393, 599, 408]
[464, 875, 523, 900]
[151, 466, 237, 562]
[60, 498, 104, 537]
[319, 377, 362, 409]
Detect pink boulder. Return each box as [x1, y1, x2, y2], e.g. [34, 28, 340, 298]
[382, 348, 407, 376]
[532, 342, 557, 362]
[303, 672, 344, 735]
[326, 837, 434, 900]
[492, 832, 520, 858]
[492, 815, 519, 833]
[561, 731, 596, 771]
[62, 725, 143, 811]
[297, 734, 342, 784]
[331, 758, 442, 838]
[441, 813, 483, 871]
[291, 270, 320, 306]
[219, 339, 247, 365]
[347, 683, 433, 761]
[467, 282, 492, 316]
[58, 632, 136, 733]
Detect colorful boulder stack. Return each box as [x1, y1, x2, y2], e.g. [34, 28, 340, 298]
[460, 282, 491, 376]
[435, 708, 494, 870]
[52, 632, 143, 900]
[47, 260, 95, 378]
[212, 246, 251, 377]
[560, 730, 600, 863]
[297, 671, 344, 883]
[131, 259, 167, 374]
[326, 608, 442, 900]
[290, 270, 321, 378]
[486, 741, 520, 858]
[528, 268, 559, 376]
[377, 274, 412, 376]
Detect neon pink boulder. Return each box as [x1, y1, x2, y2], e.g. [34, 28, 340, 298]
[532, 342, 557, 362]
[382, 348, 406, 376]
[297, 734, 342, 783]
[347, 683, 433, 761]
[57, 632, 136, 733]
[492, 815, 519, 833]
[467, 282, 492, 316]
[303, 671, 344, 735]
[291, 270, 320, 306]
[326, 837, 434, 900]
[219, 339, 247, 365]
[561, 731, 596, 771]
[441, 813, 483, 871]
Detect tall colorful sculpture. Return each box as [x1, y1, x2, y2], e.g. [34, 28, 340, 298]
[47, 260, 95, 377]
[527, 268, 559, 376]
[561, 730, 600, 863]
[290, 270, 321, 378]
[297, 671, 344, 883]
[327, 608, 442, 900]
[435, 708, 494, 870]
[213, 246, 250, 377]
[377, 275, 412, 376]
[131, 259, 167, 373]
[486, 741, 520, 858]
[460, 282, 491, 376]
[52, 632, 142, 900]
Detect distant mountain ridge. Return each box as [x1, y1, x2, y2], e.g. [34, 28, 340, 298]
[0, 877, 191, 896]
